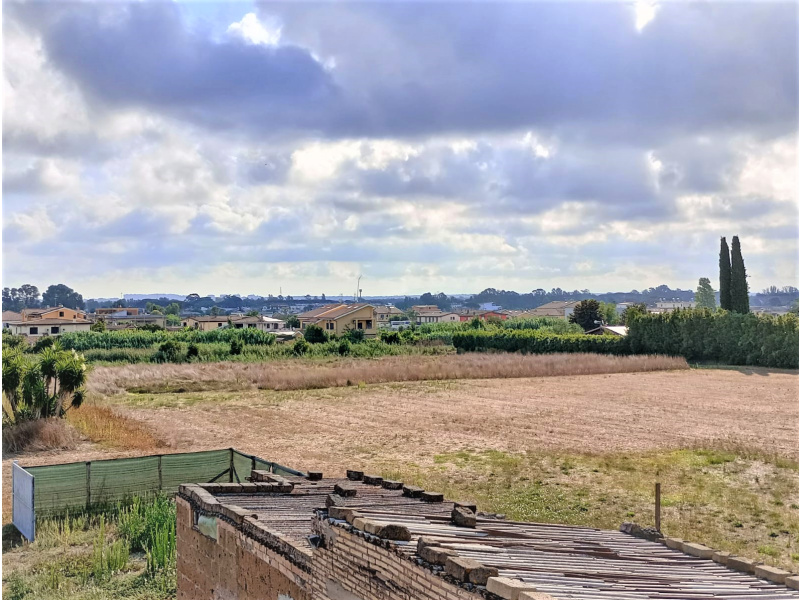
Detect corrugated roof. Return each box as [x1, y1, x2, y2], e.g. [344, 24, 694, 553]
[189, 476, 794, 599]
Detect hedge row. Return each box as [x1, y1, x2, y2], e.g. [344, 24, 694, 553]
[59, 327, 277, 350]
[627, 309, 798, 369]
[452, 330, 629, 355]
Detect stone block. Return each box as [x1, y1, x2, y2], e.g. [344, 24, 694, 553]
[351, 517, 367, 531]
[416, 536, 440, 552]
[361, 520, 382, 535]
[237, 482, 258, 493]
[455, 501, 478, 513]
[754, 564, 790, 584]
[681, 542, 713, 559]
[469, 564, 499, 585]
[307, 471, 323, 481]
[345, 510, 361, 524]
[445, 556, 483, 582]
[711, 551, 731, 565]
[727, 556, 758, 574]
[328, 506, 353, 521]
[519, 593, 557, 600]
[785, 575, 799, 589]
[346, 470, 364, 481]
[664, 537, 684, 550]
[362, 521, 411, 541]
[402, 485, 424, 498]
[421, 491, 444, 503]
[486, 576, 536, 599]
[334, 483, 357, 497]
[451, 506, 477, 528]
[420, 546, 458, 565]
[326, 494, 346, 508]
[363, 474, 383, 485]
[381, 479, 403, 490]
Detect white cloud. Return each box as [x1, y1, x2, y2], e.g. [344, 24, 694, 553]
[226, 13, 282, 46]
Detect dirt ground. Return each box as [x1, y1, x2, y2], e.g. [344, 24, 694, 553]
[4, 367, 797, 520]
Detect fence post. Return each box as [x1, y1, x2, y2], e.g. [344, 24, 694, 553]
[158, 455, 163, 492]
[86, 462, 92, 509]
[655, 482, 661, 532]
[251, 455, 256, 475]
[229, 448, 234, 483]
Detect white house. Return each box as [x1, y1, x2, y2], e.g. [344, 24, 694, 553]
[5, 318, 92, 338]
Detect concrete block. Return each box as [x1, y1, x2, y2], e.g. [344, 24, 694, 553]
[664, 537, 684, 550]
[346, 470, 363, 481]
[445, 556, 482, 582]
[421, 491, 444, 503]
[307, 471, 322, 481]
[469, 564, 499, 585]
[363, 474, 383, 485]
[361, 519, 381, 534]
[402, 485, 424, 498]
[711, 551, 731, 565]
[519, 593, 557, 600]
[334, 483, 357, 497]
[326, 494, 346, 508]
[381, 479, 403, 490]
[754, 564, 791, 584]
[455, 501, 478, 513]
[420, 545, 458, 565]
[681, 542, 713, 559]
[727, 556, 758, 574]
[328, 507, 353, 521]
[351, 517, 367, 531]
[416, 536, 440, 552]
[345, 510, 361, 525]
[451, 506, 477, 528]
[486, 576, 536, 599]
[785, 575, 799, 589]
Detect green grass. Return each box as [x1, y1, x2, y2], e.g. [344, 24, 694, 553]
[379, 447, 799, 571]
[2, 497, 176, 600]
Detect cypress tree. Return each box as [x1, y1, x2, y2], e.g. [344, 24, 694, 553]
[719, 237, 732, 311]
[730, 236, 749, 313]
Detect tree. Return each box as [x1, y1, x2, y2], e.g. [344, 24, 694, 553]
[165, 303, 181, 315]
[620, 303, 648, 325]
[185, 293, 201, 303]
[303, 324, 328, 344]
[695, 277, 716, 310]
[569, 300, 602, 331]
[210, 306, 223, 316]
[3, 284, 40, 312]
[730, 236, 749, 314]
[719, 237, 732, 311]
[2, 346, 88, 422]
[42, 284, 84, 310]
[599, 302, 619, 325]
[166, 314, 181, 326]
[246, 310, 260, 317]
[90, 320, 106, 332]
[285, 315, 300, 329]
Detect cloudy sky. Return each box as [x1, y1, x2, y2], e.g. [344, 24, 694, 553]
[3, 1, 797, 298]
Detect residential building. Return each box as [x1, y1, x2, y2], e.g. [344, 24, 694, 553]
[2, 311, 22, 329]
[298, 303, 377, 338]
[374, 305, 405, 327]
[411, 305, 440, 313]
[21, 306, 88, 321]
[415, 310, 461, 324]
[104, 314, 167, 330]
[182, 315, 290, 332]
[517, 300, 580, 320]
[651, 301, 696, 314]
[95, 307, 141, 316]
[457, 309, 508, 321]
[5, 318, 92, 338]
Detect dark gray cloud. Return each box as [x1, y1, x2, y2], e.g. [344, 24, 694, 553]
[23, 1, 797, 142]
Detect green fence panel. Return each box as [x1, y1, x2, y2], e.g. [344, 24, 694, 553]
[272, 462, 305, 477]
[90, 456, 160, 505]
[27, 462, 88, 515]
[231, 450, 257, 483]
[160, 449, 231, 493]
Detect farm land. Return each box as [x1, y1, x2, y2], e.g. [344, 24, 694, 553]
[2, 353, 798, 599]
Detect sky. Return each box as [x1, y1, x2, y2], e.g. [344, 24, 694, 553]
[2, 1, 798, 299]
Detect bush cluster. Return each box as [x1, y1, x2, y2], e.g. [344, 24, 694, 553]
[59, 328, 276, 350]
[452, 330, 629, 355]
[627, 309, 798, 368]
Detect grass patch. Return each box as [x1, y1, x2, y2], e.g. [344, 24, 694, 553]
[380, 447, 799, 571]
[2, 496, 176, 600]
[66, 405, 165, 451]
[2, 418, 80, 454]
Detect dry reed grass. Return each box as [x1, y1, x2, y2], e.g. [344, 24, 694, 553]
[2, 418, 80, 454]
[89, 352, 689, 396]
[66, 404, 166, 451]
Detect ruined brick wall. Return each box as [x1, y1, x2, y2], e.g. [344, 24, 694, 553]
[177, 497, 311, 600]
[311, 518, 479, 600]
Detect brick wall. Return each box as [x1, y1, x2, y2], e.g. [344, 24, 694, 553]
[311, 518, 480, 600]
[177, 497, 311, 600]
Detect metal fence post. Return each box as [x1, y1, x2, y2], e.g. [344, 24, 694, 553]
[158, 455, 163, 492]
[86, 462, 92, 509]
[229, 448, 234, 483]
[655, 482, 661, 532]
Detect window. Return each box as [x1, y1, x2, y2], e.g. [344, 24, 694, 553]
[366, 320, 372, 329]
[29, 327, 38, 335]
[326, 322, 334, 330]
[247, 324, 255, 328]
[217, 323, 223, 327]
[59, 311, 64, 317]
[50, 326, 60, 334]
[357, 321, 363, 330]
[235, 323, 244, 329]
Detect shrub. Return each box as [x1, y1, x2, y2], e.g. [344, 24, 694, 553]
[344, 328, 365, 343]
[452, 330, 629, 355]
[293, 338, 309, 355]
[90, 320, 106, 332]
[229, 338, 243, 355]
[153, 340, 182, 363]
[32, 336, 57, 353]
[186, 343, 200, 359]
[118, 495, 175, 553]
[338, 339, 351, 356]
[303, 324, 328, 344]
[2, 331, 27, 350]
[380, 330, 401, 344]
